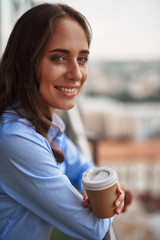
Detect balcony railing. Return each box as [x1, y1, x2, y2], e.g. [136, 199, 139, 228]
[64, 105, 118, 240]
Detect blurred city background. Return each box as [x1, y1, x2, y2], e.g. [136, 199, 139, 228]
[0, 0, 160, 239]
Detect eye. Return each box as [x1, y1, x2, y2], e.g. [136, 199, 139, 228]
[50, 55, 65, 62]
[78, 56, 88, 64]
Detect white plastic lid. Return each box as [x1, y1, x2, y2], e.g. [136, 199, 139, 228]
[82, 167, 118, 191]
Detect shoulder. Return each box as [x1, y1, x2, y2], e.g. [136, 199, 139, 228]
[0, 112, 58, 176]
[0, 110, 50, 152]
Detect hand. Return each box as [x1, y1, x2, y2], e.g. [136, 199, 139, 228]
[114, 184, 125, 215]
[82, 184, 133, 214]
[120, 184, 133, 212]
[114, 184, 133, 214]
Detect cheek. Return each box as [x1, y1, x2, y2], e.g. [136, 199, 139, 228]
[40, 65, 54, 87]
[39, 71, 52, 97]
[82, 68, 88, 85]
[39, 59, 55, 83]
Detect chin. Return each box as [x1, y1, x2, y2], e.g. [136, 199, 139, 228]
[64, 105, 75, 110]
[57, 103, 76, 111]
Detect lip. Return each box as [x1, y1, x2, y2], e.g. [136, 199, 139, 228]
[55, 84, 80, 88]
[54, 85, 80, 97]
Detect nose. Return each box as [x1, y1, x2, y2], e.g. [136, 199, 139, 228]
[66, 60, 82, 81]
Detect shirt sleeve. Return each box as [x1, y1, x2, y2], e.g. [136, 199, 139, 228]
[0, 131, 112, 240]
[61, 133, 95, 191]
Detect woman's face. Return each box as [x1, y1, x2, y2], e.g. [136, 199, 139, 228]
[39, 17, 89, 114]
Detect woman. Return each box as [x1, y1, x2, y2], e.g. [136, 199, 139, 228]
[0, 3, 132, 240]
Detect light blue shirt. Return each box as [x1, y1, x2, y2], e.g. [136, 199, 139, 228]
[0, 108, 112, 240]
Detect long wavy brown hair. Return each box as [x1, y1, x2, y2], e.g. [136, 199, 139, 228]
[0, 3, 92, 163]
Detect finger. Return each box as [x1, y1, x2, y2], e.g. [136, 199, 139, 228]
[125, 191, 133, 205]
[122, 204, 128, 212]
[116, 184, 122, 196]
[83, 190, 88, 200]
[122, 191, 133, 212]
[115, 201, 125, 215]
[115, 190, 125, 206]
[116, 184, 125, 201]
[115, 208, 122, 215]
[83, 198, 90, 207]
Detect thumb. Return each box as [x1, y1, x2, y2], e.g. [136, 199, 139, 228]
[116, 184, 122, 196]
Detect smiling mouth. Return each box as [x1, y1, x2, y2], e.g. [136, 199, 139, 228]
[55, 86, 77, 93]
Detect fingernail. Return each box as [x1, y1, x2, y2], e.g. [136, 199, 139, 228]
[116, 209, 121, 214]
[115, 201, 121, 207]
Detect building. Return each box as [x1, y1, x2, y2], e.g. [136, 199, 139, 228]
[79, 96, 160, 140]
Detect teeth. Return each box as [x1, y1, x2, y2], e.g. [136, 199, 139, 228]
[56, 87, 76, 93]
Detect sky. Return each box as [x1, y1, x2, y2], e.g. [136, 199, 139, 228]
[2, 0, 160, 61]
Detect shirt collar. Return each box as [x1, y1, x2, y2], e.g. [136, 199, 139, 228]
[48, 113, 65, 149]
[7, 104, 65, 148]
[52, 113, 65, 133]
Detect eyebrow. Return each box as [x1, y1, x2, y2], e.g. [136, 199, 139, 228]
[48, 48, 90, 54]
